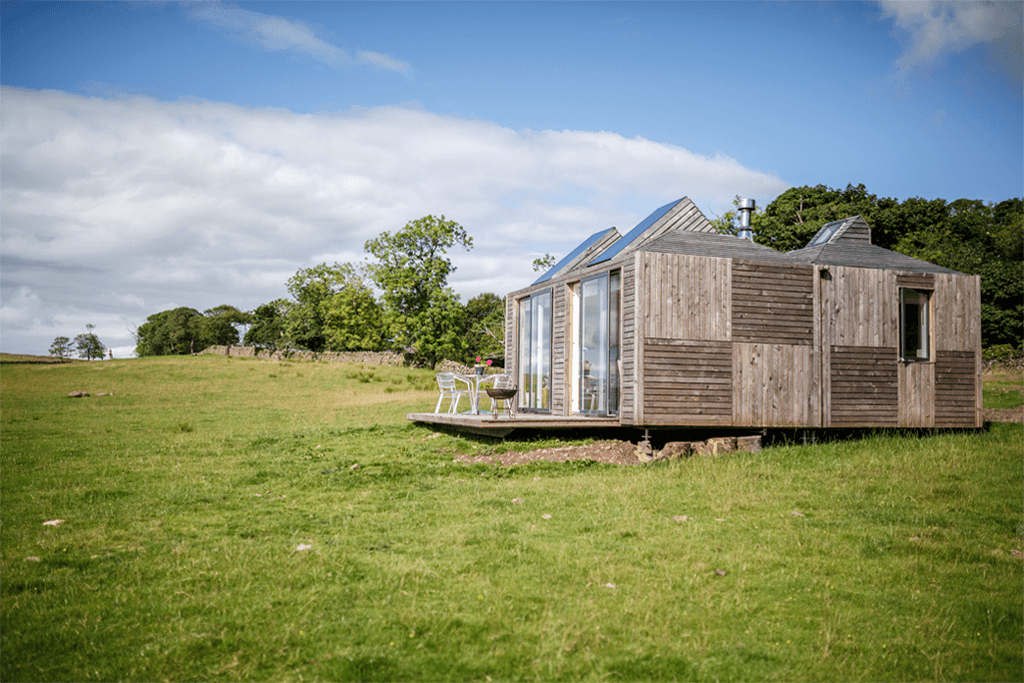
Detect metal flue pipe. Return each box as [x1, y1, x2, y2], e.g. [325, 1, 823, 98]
[737, 198, 755, 241]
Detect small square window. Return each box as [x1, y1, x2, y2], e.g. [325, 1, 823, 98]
[900, 288, 931, 362]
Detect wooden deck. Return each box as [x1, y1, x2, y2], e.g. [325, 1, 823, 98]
[406, 412, 621, 437]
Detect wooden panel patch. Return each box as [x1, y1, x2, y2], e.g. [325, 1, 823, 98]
[830, 346, 898, 427]
[732, 261, 813, 345]
[643, 339, 732, 425]
[935, 350, 979, 427]
[733, 343, 817, 427]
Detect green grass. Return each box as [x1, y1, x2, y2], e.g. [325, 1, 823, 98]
[2, 355, 1021, 682]
[983, 368, 1024, 410]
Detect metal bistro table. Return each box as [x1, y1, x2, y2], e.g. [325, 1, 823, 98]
[455, 373, 497, 415]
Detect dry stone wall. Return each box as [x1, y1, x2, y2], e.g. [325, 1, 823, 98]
[199, 345, 406, 366]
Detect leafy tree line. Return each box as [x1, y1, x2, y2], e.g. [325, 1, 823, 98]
[49, 324, 106, 361]
[714, 184, 1022, 349]
[134, 216, 506, 368]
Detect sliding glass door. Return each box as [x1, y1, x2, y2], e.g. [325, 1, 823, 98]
[518, 290, 552, 411]
[579, 271, 620, 414]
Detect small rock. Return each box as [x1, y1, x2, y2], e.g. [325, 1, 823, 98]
[350, 463, 360, 470]
[715, 569, 727, 576]
[605, 583, 616, 589]
[68, 391, 89, 398]
[43, 519, 64, 526]
[659, 442, 693, 460]
[737, 435, 762, 453]
[791, 511, 805, 517]
[512, 498, 524, 504]
[1010, 549, 1023, 559]
[296, 544, 312, 551]
[542, 514, 552, 519]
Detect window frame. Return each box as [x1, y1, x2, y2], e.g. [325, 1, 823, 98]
[899, 287, 932, 363]
[517, 288, 553, 412]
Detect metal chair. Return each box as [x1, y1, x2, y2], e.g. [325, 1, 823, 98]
[485, 374, 517, 419]
[435, 373, 471, 413]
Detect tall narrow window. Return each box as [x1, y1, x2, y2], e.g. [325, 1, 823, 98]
[579, 271, 621, 415]
[518, 290, 552, 411]
[900, 288, 931, 362]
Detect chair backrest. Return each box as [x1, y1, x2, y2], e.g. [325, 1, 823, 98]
[436, 373, 457, 391]
[492, 374, 514, 390]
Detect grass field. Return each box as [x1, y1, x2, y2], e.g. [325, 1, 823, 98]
[1, 354, 1021, 682]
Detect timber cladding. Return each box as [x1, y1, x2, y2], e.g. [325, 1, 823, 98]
[935, 350, 980, 427]
[731, 260, 814, 345]
[642, 339, 732, 425]
[733, 343, 818, 427]
[830, 345, 899, 427]
[639, 252, 729, 342]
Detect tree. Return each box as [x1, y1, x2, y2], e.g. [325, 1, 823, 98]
[202, 305, 250, 347]
[134, 308, 207, 356]
[532, 254, 556, 272]
[244, 299, 293, 352]
[463, 292, 505, 363]
[320, 268, 386, 352]
[74, 324, 106, 361]
[283, 263, 385, 353]
[49, 336, 73, 362]
[365, 215, 473, 367]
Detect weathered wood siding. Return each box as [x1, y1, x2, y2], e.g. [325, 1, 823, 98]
[828, 266, 898, 348]
[639, 252, 730, 341]
[732, 343, 818, 426]
[935, 350, 980, 427]
[620, 257, 637, 424]
[505, 294, 517, 379]
[550, 285, 568, 415]
[641, 339, 732, 425]
[731, 261, 814, 345]
[830, 346, 899, 427]
[933, 273, 980, 352]
[899, 361, 935, 427]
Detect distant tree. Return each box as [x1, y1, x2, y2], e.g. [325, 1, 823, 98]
[244, 299, 293, 352]
[532, 254, 556, 272]
[49, 336, 73, 363]
[463, 292, 505, 363]
[320, 267, 386, 352]
[365, 215, 473, 367]
[283, 263, 385, 353]
[202, 305, 250, 347]
[135, 308, 205, 356]
[74, 324, 106, 361]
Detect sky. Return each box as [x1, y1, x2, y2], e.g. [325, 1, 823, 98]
[2, 0, 1021, 358]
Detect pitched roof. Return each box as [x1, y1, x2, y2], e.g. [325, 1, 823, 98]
[787, 215, 960, 274]
[642, 229, 794, 262]
[587, 196, 714, 266]
[532, 227, 620, 285]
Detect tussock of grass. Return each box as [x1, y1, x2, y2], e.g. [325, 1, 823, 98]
[1, 355, 1021, 681]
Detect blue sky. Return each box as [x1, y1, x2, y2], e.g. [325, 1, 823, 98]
[2, 1, 1021, 356]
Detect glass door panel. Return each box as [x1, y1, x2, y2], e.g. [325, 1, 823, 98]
[518, 290, 552, 411]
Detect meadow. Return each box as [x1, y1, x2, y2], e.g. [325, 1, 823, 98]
[1, 354, 1021, 682]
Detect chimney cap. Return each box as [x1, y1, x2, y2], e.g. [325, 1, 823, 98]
[737, 198, 756, 211]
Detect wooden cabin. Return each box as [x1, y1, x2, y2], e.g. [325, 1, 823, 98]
[501, 197, 982, 430]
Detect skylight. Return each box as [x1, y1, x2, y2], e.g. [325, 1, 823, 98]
[532, 228, 619, 285]
[805, 219, 845, 248]
[587, 198, 682, 266]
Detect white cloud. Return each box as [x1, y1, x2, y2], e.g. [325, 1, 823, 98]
[186, 2, 410, 74]
[0, 86, 788, 355]
[880, 0, 1023, 80]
